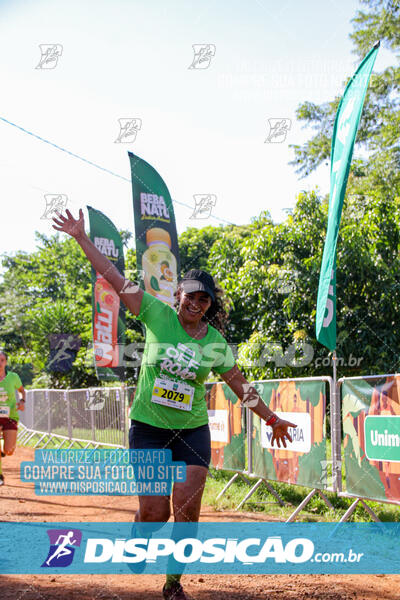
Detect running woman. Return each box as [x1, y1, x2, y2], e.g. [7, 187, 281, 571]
[0, 350, 26, 485]
[52, 209, 296, 600]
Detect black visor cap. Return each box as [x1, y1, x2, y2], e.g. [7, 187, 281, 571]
[181, 269, 216, 302]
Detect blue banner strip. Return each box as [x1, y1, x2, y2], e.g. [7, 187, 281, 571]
[1, 522, 399, 574]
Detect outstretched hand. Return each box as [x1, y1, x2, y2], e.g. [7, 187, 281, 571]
[52, 208, 85, 239]
[270, 418, 297, 448]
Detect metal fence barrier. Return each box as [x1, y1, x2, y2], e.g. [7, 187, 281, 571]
[18, 387, 130, 449]
[15, 376, 400, 522]
[337, 373, 400, 522]
[236, 377, 334, 521]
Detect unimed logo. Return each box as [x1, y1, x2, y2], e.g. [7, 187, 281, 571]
[84, 536, 314, 565]
[365, 416, 400, 462]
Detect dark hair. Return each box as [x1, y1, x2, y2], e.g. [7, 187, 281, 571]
[0, 350, 7, 361]
[175, 282, 230, 336]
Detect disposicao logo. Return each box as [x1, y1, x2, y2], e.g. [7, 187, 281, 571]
[83, 536, 314, 565]
[41, 529, 82, 568]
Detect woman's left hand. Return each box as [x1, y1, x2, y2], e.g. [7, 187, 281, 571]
[17, 401, 25, 411]
[270, 417, 296, 448]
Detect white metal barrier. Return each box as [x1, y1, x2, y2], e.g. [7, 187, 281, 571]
[18, 387, 131, 449]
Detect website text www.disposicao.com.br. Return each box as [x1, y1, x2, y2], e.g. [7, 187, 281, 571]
[83, 536, 364, 566]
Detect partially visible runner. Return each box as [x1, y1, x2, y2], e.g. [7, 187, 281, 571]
[0, 350, 26, 485]
[53, 209, 296, 600]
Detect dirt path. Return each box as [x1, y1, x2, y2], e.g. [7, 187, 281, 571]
[1, 446, 399, 599]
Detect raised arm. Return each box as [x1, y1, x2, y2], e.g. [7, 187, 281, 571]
[219, 365, 296, 448]
[52, 209, 143, 316]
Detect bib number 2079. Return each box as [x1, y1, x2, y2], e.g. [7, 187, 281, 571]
[151, 377, 194, 411]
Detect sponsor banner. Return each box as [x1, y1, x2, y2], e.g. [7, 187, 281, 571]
[261, 412, 311, 454]
[1, 522, 400, 574]
[316, 42, 379, 351]
[206, 383, 245, 471]
[251, 380, 327, 489]
[365, 416, 400, 462]
[342, 376, 400, 502]
[87, 206, 126, 381]
[208, 409, 229, 443]
[129, 152, 180, 307]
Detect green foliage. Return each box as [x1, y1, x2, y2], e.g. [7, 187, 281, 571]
[207, 187, 400, 379]
[269, 0, 400, 379]
[290, 0, 400, 200]
[178, 225, 224, 276]
[350, 0, 400, 58]
[0, 233, 93, 387]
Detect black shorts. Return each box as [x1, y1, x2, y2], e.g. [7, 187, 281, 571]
[0, 418, 18, 431]
[129, 420, 211, 468]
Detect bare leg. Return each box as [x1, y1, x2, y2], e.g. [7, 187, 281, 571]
[3, 429, 17, 456]
[164, 465, 208, 593]
[172, 465, 208, 522]
[128, 490, 172, 574]
[135, 494, 171, 531]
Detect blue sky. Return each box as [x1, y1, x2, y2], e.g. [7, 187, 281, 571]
[0, 0, 393, 266]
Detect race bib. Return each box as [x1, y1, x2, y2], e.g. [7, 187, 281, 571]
[0, 403, 10, 418]
[151, 377, 194, 411]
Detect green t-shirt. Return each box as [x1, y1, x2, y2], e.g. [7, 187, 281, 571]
[0, 371, 23, 422]
[129, 292, 236, 429]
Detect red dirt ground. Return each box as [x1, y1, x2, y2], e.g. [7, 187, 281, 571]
[0, 446, 399, 599]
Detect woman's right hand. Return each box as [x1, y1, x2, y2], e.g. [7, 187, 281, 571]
[52, 208, 85, 240]
[52, 206, 143, 316]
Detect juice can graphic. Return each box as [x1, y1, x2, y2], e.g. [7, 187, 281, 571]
[93, 273, 120, 367]
[142, 228, 178, 306]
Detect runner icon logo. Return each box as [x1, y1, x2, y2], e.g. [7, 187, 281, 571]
[114, 118, 142, 143]
[36, 44, 63, 69]
[265, 118, 291, 143]
[41, 529, 82, 568]
[188, 44, 216, 69]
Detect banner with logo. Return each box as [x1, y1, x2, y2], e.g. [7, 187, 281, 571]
[128, 152, 180, 307]
[316, 42, 379, 350]
[2, 521, 400, 574]
[251, 380, 327, 489]
[205, 382, 245, 471]
[342, 375, 400, 503]
[88, 206, 125, 381]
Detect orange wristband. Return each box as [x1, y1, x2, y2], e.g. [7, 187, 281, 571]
[266, 415, 278, 426]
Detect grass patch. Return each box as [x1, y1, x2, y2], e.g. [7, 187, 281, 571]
[203, 468, 400, 522]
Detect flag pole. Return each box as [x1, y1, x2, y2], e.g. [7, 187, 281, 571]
[331, 350, 341, 492]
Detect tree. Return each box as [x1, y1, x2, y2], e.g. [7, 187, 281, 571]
[0, 233, 95, 387]
[209, 190, 400, 380]
[290, 0, 400, 194]
[280, 0, 400, 377]
[178, 225, 224, 276]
